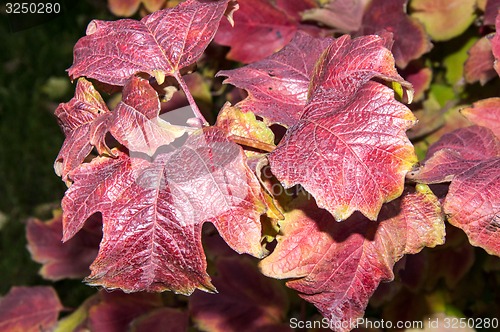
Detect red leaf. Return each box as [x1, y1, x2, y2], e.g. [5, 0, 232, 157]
[129, 308, 188, 332]
[302, 0, 369, 33]
[464, 36, 497, 85]
[69, 0, 234, 86]
[410, 125, 500, 256]
[62, 127, 266, 294]
[461, 98, 500, 138]
[270, 81, 416, 221]
[241, 34, 415, 221]
[190, 257, 290, 332]
[214, 0, 298, 64]
[26, 213, 102, 281]
[276, 0, 317, 21]
[306, 34, 410, 105]
[107, 76, 187, 155]
[361, 0, 432, 68]
[401, 64, 432, 102]
[484, 0, 500, 25]
[260, 186, 445, 331]
[444, 158, 500, 256]
[491, 13, 500, 76]
[409, 126, 500, 183]
[87, 291, 163, 332]
[0, 286, 63, 332]
[56, 77, 189, 182]
[218, 32, 333, 126]
[54, 78, 110, 180]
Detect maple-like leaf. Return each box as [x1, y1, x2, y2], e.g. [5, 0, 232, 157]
[409, 126, 500, 256]
[410, 0, 476, 41]
[62, 127, 266, 294]
[54, 78, 110, 180]
[190, 257, 291, 332]
[260, 186, 445, 331]
[302, 0, 370, 33]
[461, 98, 500, 137]
[107, 76, 187, 155]
[56, 77, 188, 181]
[214, 0, 298, 64]
[408, 126, 500, 183]
[360, 0, 432, 68]
[218, 32, 333, 126]
[270, 82, 416, 222]
[444, 158, 500, 256]
[0, 286, 63, 332]
[464, 36, 497, 85]
[26, 213, 102, 281]
[224, 33, 416, 221]
[69, 0, 235, 86]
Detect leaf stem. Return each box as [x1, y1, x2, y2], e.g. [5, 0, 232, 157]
[174, 72, 209, 126]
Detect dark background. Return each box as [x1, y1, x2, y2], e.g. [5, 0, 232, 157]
[0, 0, 114, 305]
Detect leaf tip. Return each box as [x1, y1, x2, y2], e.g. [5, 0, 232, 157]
[86, 20, 99, 36]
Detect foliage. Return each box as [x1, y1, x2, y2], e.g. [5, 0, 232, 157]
[1, 0, 500, 331]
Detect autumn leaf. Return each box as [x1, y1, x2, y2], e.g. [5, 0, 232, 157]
[218, 32, 333, 126]
[492, 13, 500, 76]
[408, 126, 500, 183]
[62, 127, 266, 294]
[410, 0, 476, 41]
[87, 291, 164, 332]
[129, 308, 189, 332]
[444, 158, 500, 256]
[260, 186, 445, 332]
[54, 78, 111, 180]
[214, 0, 299, 64]
[69, 0, 236, 86]
[302, 0, 369, 33]
[484, 0, 500, 25]
[464, 36, 497, 85]
[266, 35, 415, 222]
[360, 0, 432, 68]
[190, 257, 291, 332]
[26, 213, 101, 281]
[0, 287, 63, 332]
[401, 64, 432, 102]
[55, 77, 188, 182]
[107, 76, 188, 155]
[215, 103, 276, 152]
[461, 98, 500, 137]
[409, 126, 500, 256]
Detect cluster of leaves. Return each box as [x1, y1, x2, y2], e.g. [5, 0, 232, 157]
[1, 0, 499, 331]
